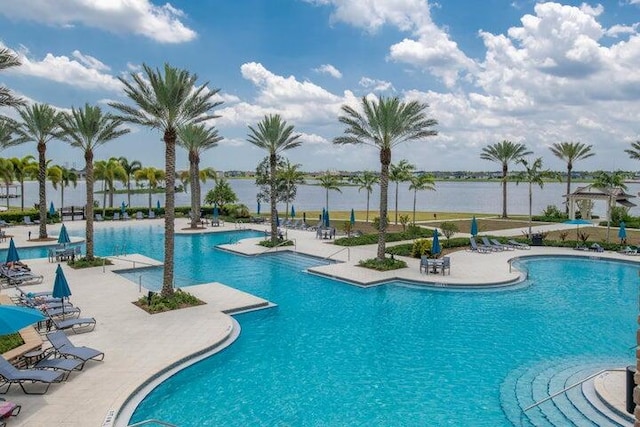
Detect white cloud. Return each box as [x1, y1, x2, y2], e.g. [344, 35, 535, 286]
[2, 43, 121, 92]
[313, 64, 343, 79]
[358, 77, 394, 92]
[0, 0, 196, 43]
[605, 24, 639, 37]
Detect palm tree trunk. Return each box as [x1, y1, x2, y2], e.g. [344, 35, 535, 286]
[413, 190, 417, 225]
[194, 157, 201, 226]
[85, 151, 95, 260]
[162, 128, 176, 297]
[528, 182, 533, 237]
[378, 148, 390, 261]
[270, 153, 278, 244]
[20, 179, 24, 211]
[109, 184, 114, 208]
[366, 192, 370, 223]
[395, 182, 399, 224]
[102, 180, 107, 217]
[5, 184, 8, 209]
[60, 186, 64, 217]
[148, 188, 152, 212]
[502, 164, 508, 219]
[189, 151, 198, 229]
[565, 164, 572, 215]
[325, 188, 329, 215]
[37, 141, 47, 239]
[127, 178, 132, 207]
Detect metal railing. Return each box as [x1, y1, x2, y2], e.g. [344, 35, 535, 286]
[127, 419, 177, 427]
[324, 246, 350, 262]
[523, 369, 608, 412]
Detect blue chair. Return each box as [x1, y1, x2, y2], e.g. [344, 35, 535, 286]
[0, 356, 64, 394]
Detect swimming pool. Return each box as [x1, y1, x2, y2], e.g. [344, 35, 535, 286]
[120, 238, 637, 426]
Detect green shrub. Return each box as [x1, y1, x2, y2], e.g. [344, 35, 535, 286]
[0, 333, 24, 353]
[411, 239, 431, 257]
[387, 237, 471, 258]
[258, 238, 294, 248]
[358, 257, 407, 271]
[68, 257, 113, 269]
[334, 227, 432, 247]
[440, 222, 459, 239]
[134, 289, 204, 314]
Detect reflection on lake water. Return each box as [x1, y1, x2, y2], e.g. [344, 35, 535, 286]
[6, 179, 639, 217]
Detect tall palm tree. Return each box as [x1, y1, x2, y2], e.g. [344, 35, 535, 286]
[317, 172, 342, 217]
[14, 103, 63, 238]
[10, 155, 37, 211]
[514, 157, 559, 237]
[48, 165, 78, 216]
[177, 123, 222, 228]
[247, 114, 302, 244]
[118, 157, 142, 207]
[134, 167, 166, 213]
[334, 96, 438, 261]
[480, 140, 532, 219]
[549, 141, 594, 213]
[593, 170, 628, 243]
[0, 47, 24, 108]
[389, 160, 415, 224]
[624, 140, 640, 161]
[60, 104, 129, 260]
[278, 159, 305, 220]
[0, 158, 14, 209]
[351, 171, 378, 223]
[95, 158, 126, 208]
[110, 63, 221, 297]
[409, 173, 436, 225]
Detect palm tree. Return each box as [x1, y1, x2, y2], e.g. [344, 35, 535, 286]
[480, 140, 532, 219]
[14, 103, 63, 238]
[177, 123, 222, 228]
[0, 159, 14, 209]
[134, 167, 165, 213]
[334, 96, 438, 261]
[247, 114, 302, 244]
[0, 47, 24, 108]
[60, 104, 129, 260]
[624, 140, 640, 161]
[48, 165, 78, 217]
[317, 172, 342, 217]
[118, 157, 142, 208]
[549, 141, 594, 214]
[409, 173, 436, 225]
[9, 155, 37, 211]
[278, 159, 305, 220]
[351, 171, 378, 223]
[95, 158, 126, 208]
[514, 157, 559, 237]
[593, 170, 628, 243]
[110, 64, 221, 297]
[389, 160, 415, 224]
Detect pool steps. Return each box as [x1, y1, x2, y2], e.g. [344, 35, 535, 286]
[501, 357, 632, 426]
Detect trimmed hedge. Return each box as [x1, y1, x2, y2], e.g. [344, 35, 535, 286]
[334, 228, 434, 247]
[387, 237, 470, 258]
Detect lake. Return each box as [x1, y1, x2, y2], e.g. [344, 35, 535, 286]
[4, 179, 639, 218]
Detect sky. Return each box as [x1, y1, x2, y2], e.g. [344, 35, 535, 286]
[0, 0, 639, 173]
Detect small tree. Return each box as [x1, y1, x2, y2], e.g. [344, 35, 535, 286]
[440, 222, 458, 239]
[204, 178, 238, 208]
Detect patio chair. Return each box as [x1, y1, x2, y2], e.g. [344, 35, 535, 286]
[0, 220, 10, 227]
[507, 239, 530, 250]
[589, 243, 604, 253]
[469, 237, 491, 253]
[481, 237, 503, 251]
[32, 354, 84, 379]
[112, 212, 120, 221]
[48, 316, 96, 333]
[46, 331, 104, 368]
[419, 255, 429, 274]
[490, 238, 514, 251]
[15, 286, 52, 299]
[618, 245, 638, 255]
[0, 356, 64, 394]
[148, 210, 156, 219]
[44, 305, 82, 319]
[0, 397, 21, 423]
[22, 216, 39, 225]
[122, 212, 130, 220]
[440, 256, 451, 275]
[95, 213, 104, 221]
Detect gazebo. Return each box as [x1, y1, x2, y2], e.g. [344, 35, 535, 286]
[565, 184, 636, 220]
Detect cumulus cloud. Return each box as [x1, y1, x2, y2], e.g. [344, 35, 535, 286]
[358, 77, 394, 92]
[313, 64, 343, 79]
[1, 43, 122, 92]
[0, 0, 196, 43]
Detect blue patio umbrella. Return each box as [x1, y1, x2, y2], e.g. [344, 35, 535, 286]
[49, 201, 55, 217]
[350, 208, 355, 226]
[470, 216, 478, 236]
[564, 218, 591, 241]
[0, 305, 45, 335]
[5, 238, 19, 263]
[321, 207, 326, 223]
[618, 221, 627, 242]
[213, 206, 219, 219]
[58, 224, 70, 246]
[121, 201, 126, 215]
[291, 205, 296, 219]
[257, 200, 261, 215]
[324, 210, 330, 228]
[276, 211, 280, 227]
[157, 200, 161, 210]
[52, 264, 72, 315]
[431, 229, 441, 257]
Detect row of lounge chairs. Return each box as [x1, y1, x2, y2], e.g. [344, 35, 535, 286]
[95, 210, 158, 221]
[0, 331, 104, 395]
[15, 290, 97, 334]
[0, 263, 44, 287]
[469, 236, 530, 253]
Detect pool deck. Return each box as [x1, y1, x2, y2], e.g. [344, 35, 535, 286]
[0, 218, 637, 426]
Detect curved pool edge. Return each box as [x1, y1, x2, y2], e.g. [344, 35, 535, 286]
[111, 316, 242, 427]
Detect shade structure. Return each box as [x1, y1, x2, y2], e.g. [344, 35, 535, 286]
[564, 219, 591, 241]
[0, 305, 45, 336]
[213, 206, 219, 219]
[58, 224, 71, 245]
[276, 211, 280, 227]
[618, 221, 627, 241]
[49, 201, 55, 217]
[157, 200, 161, 210]
[257, 201, 261, 215]
[52, 264, 72, 316]
[431, 229, 441, 257]
[5, 238, 19, 263]
[121, 201, 126, 214]
[470, 216, 478, 236]
[321, 207, 326, 224]
[324, 210, 330, 228]
[350, 208, 355, 226]
[291, 205, 296, 219]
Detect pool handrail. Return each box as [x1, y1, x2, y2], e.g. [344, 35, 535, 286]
[324, 246, 350, 262]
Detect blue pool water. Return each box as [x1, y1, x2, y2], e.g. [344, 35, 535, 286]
[7, 227, 636, 425]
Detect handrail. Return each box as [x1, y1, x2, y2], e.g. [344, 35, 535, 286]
[107, 256, 158, 270]
[523, 369, 608, 412]
[127, 419, 177, 427]
[324, 246, 350, 262]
